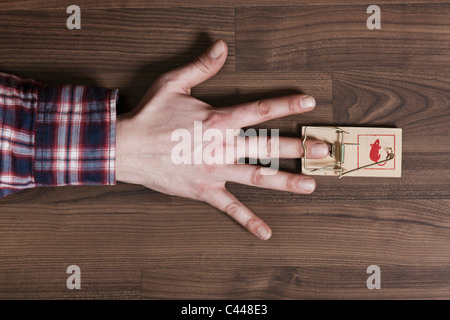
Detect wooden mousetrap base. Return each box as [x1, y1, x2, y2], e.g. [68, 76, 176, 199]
[301, 126, 402, 178]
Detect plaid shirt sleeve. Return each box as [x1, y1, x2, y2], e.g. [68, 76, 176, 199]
[0, 72, 117, 199]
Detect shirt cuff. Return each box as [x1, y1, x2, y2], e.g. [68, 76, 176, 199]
[34, 83, 118, 187]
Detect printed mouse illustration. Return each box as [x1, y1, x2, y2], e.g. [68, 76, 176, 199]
[370, 139, 387, 166]
[369, 139, 381, 162]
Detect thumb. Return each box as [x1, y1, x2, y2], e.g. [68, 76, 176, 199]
[170, 39, 228, 92]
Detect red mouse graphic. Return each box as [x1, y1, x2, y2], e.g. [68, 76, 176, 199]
[369, 139, 387, 166]
[369, 139, 381, 162]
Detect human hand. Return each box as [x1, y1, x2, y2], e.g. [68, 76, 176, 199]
[115, 40, 329, 240]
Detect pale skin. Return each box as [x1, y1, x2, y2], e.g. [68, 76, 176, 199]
[116, 39, 329, 240]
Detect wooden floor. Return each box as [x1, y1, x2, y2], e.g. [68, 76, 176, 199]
[1, 1, 450, 299]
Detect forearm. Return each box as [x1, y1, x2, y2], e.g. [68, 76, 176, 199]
[0, 72, 118, 199]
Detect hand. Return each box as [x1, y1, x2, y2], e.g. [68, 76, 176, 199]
[116, 39, 329, 240]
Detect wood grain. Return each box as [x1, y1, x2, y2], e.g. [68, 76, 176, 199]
[0, 8, 235, 75]
[0, 1, 443, 10]
[333, 70, 450, 136]
[236, 5, 450, 71]
[1, 199, 449, 298]
[0, 3, 449, 300]
[142, 264, 450, 299]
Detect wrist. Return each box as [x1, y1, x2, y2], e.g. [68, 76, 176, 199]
[115, 114, 127, 183]
[115, 113, 142, 185]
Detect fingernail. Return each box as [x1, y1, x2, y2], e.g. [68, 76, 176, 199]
[256, 226, 271, 240]
[300, 177, 316, 193]
[311, 142, 329, 158]
[300, 95, 316, 110]
[208, 40, 225, 59]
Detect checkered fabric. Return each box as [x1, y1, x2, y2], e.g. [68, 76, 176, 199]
[0, 72, 117, 199]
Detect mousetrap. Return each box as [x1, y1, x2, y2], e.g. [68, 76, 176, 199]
[301, 126, 402, 178]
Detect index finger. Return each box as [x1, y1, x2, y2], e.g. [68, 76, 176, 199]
[221, 94, 316, 129]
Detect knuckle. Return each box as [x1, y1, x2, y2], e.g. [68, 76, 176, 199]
[194, 183, 214, 200]
[155, 73, 178, 91]
[201, 162, 220, 174]
[224, 201, 241, 218]
[265, 136, 272, 157]
[286, 174, 300, 192]
[298, 140, 305, 157]
[251, 167, 264, 186]
[288, 96, 302, 113]
[244, 216, 258, 230]
[192, 56, 211, 75]
[204, 111, 224, 128]
[198, 184, 225, 202]
[256, 100, 271, 120]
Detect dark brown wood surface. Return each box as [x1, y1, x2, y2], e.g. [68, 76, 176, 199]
[0, 2, 449, 299]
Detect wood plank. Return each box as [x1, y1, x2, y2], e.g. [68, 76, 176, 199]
[0, 264, 141, 299]
[236, 4, 450, 70]
[139, 199, 450, 299]
[333, 70, 450, 136]
[0, 8, 235, 76]
[0, 1, 443, 10]
[244, 69, 449, 202]
[1, 199, 448, 298]
[142, 264, 450, 299]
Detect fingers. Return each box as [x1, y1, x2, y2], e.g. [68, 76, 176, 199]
[164, 39, 228, 93]
[204, 187, 272, 240]
[221, 94, 316, 129]
[222, 164, 317, 194]
[237, 136, 330, 159]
